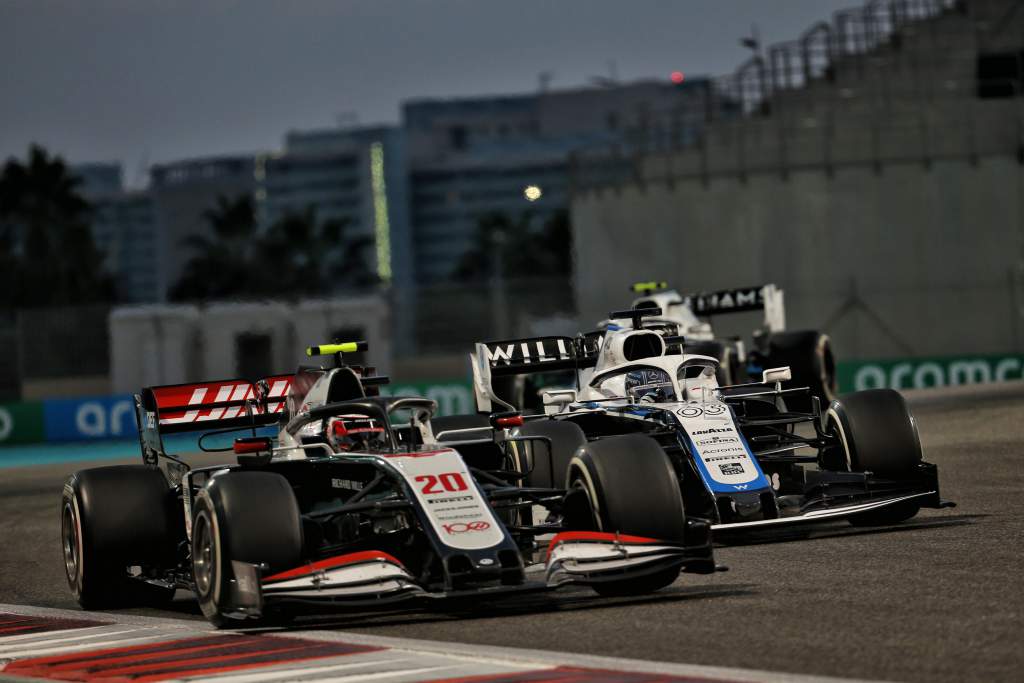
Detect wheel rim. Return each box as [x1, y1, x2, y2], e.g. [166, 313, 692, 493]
[193, 514, 214, 597]
[61, 501, 79, 582]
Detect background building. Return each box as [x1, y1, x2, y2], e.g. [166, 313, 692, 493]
[570, 0, 1024, 376]
[149, 155, 258, 301]
[71, 162, 160, 304]
[404, 79, 714, 284]
[262, 125, 410, 292]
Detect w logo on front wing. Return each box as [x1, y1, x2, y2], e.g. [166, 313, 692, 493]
[733, 484, 750, 490]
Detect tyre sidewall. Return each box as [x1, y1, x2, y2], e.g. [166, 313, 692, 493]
[192, 490, 228, 625]
[60, 466, 173, 609]
[191, 472, 303, 627]
[825, 389, 923, 476]
[568, 434, 686, 542]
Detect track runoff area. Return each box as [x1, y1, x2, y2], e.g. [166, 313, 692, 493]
[0, 383, 1021, 683]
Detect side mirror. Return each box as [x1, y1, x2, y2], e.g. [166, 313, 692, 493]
[234, 436, 273, 466]
[542, 390, 576, 415]
[762, 366, 792, 384]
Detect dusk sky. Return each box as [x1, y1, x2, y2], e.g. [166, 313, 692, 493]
[1, 1, 854, 185]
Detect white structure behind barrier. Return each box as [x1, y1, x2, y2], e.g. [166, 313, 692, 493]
[110, 297, 390, 393]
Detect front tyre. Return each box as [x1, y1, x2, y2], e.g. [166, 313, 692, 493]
[567, 434, 686, 596]
[825, 389, 924, 526]
[192, 472, 302, 628]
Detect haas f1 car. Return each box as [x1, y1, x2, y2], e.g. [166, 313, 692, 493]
[60, 342, 718, 627]
[469, 312, 953, 536]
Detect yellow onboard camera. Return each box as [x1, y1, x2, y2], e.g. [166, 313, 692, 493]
[306, 341, 368, 357]
[630, 281, 668, 294]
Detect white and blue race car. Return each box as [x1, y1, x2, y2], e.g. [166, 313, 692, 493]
[466, 312, 953, 536]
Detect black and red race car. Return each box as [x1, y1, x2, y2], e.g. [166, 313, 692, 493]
[60, 342, 720, 627]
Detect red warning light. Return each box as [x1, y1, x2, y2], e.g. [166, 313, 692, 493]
[670, 71, 685, 84]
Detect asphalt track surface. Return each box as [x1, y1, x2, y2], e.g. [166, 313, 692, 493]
[1, 383, 1021, 683]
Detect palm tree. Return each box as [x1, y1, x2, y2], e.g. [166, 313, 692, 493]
[260, 208, 378, 295]
[171, 194, 273, 301]
[452, 209, 572, 282]
[0, 144, 113, 307]
[171, 197, 379, 301]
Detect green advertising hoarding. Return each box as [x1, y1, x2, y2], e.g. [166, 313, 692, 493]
[0, 400, 45, 445]
[380, 379, 475, 416]
[837, 354, 1024, 393]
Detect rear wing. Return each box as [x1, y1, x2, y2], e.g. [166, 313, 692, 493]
[135, 375, 292, 459]
[681, 284, 785, 332]
[470, 335, 600, 412]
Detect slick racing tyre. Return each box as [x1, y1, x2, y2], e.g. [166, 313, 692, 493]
[825, 389, 924, 525]
[191, 472, 302, 628]
[683, 341, 735, 386]
[567, 434, 686, 596]
[61, 466, 177, 610]
[766, 331, 836, 411]
[513, 419, 587, 489]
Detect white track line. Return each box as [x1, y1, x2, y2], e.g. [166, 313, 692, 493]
[0, 633, 167, 658]
[209, 664, 461, 683]
[205, 659, 413, 682]
[0, 624, 114, 644]
[0, 626, 175, 651]
[0, 603, 889, 683]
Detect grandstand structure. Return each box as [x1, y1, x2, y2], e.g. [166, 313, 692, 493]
[570, 0, 1024, 361]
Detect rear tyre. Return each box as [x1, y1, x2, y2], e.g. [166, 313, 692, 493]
[825, 389, 924, 526]
[684, 341, 734, 386]
[767, 331, 836, 411]
[513, 419, 586, 489]
[61, 466, 177, 610]
[567, 434, 686, 596]
[191, 472, 303, 628]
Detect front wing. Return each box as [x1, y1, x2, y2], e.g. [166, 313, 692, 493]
[222, 527, 717, 619]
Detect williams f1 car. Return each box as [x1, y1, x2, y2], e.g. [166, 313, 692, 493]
[468, 313, 953, 536]
[499, 283, 836, 413]
[620, 282, 836, 410]
[60, 342, 718, 628]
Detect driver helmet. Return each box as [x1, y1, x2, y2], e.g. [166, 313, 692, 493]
[327, 414, 387, 452]
[625, 368, 675, 403]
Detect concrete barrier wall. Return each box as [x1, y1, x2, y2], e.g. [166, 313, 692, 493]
[572, 155, 1024, 360]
